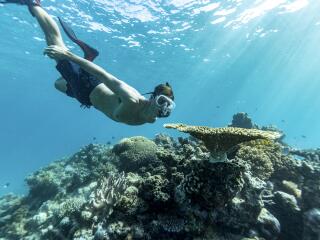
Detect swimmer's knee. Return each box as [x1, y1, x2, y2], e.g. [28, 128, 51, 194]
[54, 78, 67, 93]
[54, 80, 60, 90]
[46, 35, 68, 50]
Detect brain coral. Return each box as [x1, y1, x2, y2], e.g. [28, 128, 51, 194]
[113, 136, 159, 172]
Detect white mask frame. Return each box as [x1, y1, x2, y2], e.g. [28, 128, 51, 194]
[154, 94, 176, 117]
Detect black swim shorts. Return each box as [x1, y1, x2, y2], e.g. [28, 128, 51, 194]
[56, 60, 102, 108]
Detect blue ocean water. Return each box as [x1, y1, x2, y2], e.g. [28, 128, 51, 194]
[0, 0, 319, 196]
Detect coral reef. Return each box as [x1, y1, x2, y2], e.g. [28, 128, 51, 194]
[0, 116, 319, 240]
[290, 148, 320, 162]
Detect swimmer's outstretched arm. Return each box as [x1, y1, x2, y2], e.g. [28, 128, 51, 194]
[44, 45, 141, 103]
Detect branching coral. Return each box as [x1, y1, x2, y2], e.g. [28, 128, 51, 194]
[55, 197, 86, 219]
[88, 172, 127, 217]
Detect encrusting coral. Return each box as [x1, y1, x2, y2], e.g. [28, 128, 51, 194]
[234, 139, 285, 180]
[177, 160, 244, 208]
[0, 114, 319, 240]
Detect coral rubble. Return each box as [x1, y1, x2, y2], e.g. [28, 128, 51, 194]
[0, 116, 319, 240]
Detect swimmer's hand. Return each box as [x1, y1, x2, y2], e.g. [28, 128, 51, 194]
[44, 45, 69, 60]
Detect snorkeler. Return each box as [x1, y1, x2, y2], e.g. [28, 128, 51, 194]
[1, 0, 176, 125]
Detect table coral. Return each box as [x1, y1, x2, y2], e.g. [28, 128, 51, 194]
[164, 123, 281, 153]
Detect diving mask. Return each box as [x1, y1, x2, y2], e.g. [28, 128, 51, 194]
[154, 94, 176, 117]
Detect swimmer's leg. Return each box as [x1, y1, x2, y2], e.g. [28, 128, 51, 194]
[2, 0, 99, 61]
[3, 0, 74, 95]
[28, 3, 68, 49]
[2, 0, 68, 49]
[1, 0, 40, 17]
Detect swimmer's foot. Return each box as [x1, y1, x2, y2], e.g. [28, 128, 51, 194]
[0, 0, 40, 5]
[59, 17, 99, 61]
[0, 0, 41, 16]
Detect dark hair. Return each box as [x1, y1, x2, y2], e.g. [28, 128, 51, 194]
[152, 82, 174, 100]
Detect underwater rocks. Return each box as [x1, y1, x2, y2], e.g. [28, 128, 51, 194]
[257, 208, 281, 239]
[229, 112, 258, 129]
[0, 119, 319, 240]
[303, 208, 320, 240]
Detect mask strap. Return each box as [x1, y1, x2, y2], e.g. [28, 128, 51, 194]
[142, 92, 154, 96]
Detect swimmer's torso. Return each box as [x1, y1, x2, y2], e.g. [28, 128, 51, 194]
[89, 83, 152, 125]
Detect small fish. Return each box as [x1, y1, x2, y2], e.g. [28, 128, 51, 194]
[112, 136, 115, 140]
[281, 120, 286, 123]
[216, 105, 220, 109]
[282, 147, 290, 155]
[93, 137, 97, 141]
[107, 141, 111, 145]
[3, 183, 10, 189]
[301, 135, 307, 139]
